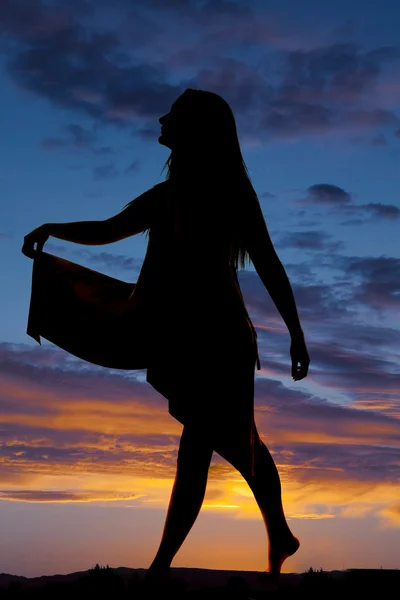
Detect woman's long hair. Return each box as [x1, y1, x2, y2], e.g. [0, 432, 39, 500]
[143, 88, 263, 272]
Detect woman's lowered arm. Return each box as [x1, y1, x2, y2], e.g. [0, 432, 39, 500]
[245, 202, 304, 339]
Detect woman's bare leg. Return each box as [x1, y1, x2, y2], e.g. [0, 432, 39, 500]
[214, 419, 299, 576]
[147, 418, 298, 579]
[147, 424, 213, 577]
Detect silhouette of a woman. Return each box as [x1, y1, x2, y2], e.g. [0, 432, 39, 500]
[22, 89, 310, 581]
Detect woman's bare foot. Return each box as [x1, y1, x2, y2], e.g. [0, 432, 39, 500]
[268, 534, 300, 578]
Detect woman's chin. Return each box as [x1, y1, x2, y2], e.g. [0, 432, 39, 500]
[158, 134, 172, 149]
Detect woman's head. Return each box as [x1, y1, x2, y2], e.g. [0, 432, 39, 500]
[159, 89, 239, 164]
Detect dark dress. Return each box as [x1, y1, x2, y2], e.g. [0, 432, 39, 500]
[26, 180, 261, 438]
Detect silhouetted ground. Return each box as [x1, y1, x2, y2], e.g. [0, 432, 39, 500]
[1, 565, 399, 599]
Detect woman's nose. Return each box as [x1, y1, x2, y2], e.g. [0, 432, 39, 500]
[159, 113, 171, 125]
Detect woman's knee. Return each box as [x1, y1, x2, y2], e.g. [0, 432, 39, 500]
[213, 421, 260, 474]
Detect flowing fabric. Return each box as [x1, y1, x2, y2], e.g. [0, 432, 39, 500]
[27, 251, 150, 369]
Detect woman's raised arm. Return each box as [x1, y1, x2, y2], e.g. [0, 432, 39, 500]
[49, 182, 168, 245]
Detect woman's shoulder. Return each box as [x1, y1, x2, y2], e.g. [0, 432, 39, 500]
[153, 179, 172, 192]
[151, 180, 173, 205]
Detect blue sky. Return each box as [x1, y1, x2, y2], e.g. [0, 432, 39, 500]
[0, 0, 399, 577]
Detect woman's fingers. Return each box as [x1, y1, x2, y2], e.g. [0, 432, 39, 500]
[21, 236, 37, 259]
[21, 225, 50, 258]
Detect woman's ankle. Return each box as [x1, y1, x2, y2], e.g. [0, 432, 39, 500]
[268, 526, 295, 547]
[148, 555, 171, 572]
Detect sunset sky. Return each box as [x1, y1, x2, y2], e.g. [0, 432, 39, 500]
[1, 0, 400, 578]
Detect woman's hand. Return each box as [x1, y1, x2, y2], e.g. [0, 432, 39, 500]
[290, 333, 310, 381]
[21, 224, 51, 259]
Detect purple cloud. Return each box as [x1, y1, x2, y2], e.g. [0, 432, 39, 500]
[342, 256, 400, 312]
[371, 133, 387, 146]
[277, 230, 344, 252]
[259, 191, 276, 200]
[70, 249, 144, 273]
[0, 490, 140, 502]
[93, 164, 119, 180]
[306, 184, 352, 205]
[65, 123, 96, 147]
[41, 123, 115, 155]
[363, 203, 400, 219]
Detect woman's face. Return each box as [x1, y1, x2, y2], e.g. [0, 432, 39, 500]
[158, 95, 206, 153]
